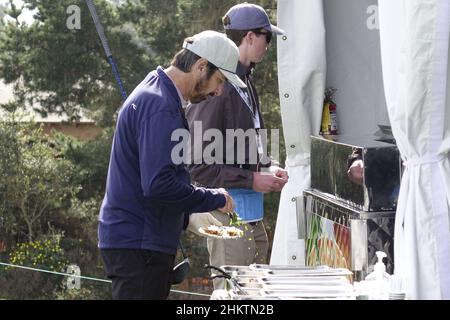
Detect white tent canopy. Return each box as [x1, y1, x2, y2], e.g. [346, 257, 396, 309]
[378, 0, 450, 299]
[272, 0, 389, 265]
[270, 0, 326, 265]
[273, 0, 450, 299]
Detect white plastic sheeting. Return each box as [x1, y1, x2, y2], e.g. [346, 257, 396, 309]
[270, 0, 326, 265]
[322, 0, 389, 136]
[378, 0, 450, 299]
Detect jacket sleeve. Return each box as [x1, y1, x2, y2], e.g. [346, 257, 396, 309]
[138, 111, 226, 214]
[186, 91, 254, 189]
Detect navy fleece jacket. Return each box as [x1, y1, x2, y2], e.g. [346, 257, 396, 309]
[98, 67, 225, 254]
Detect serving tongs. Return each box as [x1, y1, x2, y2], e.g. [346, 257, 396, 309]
[204, 264, 248, 295]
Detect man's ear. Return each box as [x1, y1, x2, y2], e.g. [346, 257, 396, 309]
[195, 58, 209, 73]
[243, 31, 253, 45]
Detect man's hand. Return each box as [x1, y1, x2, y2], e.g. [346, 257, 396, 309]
[187, 212, 223, 236]
[252, 171, 288, 193]
[347, 159, 364, 185]
[273, 167, 289, 182]
[216, 188, 235, 213]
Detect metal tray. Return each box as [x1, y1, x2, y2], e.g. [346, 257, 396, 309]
[258, 277, 350, 286]
[250, 264, 330, 271]
[219, 265, 265, 277]
[261, 289, 356, 299]
[261, 283, 354, 292]
[263, 268, 353, 277]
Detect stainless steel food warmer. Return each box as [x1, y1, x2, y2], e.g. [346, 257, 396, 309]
[297, 134, 402, 280]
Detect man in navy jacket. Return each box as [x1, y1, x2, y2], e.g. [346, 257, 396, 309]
[98, 31, 245, 300]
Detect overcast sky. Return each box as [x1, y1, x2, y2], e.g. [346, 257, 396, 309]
[1, 0, 124, 24]
[1, 0, 37, 24]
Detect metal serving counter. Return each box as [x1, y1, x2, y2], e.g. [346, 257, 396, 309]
[310, 134, 401, 211]
[299, 190, 395, 281]
[211, 133, 401, 299]
[297, 134, 401, 280]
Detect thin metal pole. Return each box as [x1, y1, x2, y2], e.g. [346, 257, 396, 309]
[85, 0, 127, 100]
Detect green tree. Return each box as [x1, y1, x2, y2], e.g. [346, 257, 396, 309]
[51, 128, 113, 200]
[0, 1, 285, 297]
[0, 0, 150, 127]
[0, 117, 80, 242]
[0, 116, 22, 245]
[0, 0, 283, 136]
[119, 0, 187, 67]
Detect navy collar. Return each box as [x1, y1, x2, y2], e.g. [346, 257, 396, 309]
[156, 66, 182, 108]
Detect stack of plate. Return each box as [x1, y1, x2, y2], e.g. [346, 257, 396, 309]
[388, 292, 406, 300]
[221, 264, 356, 300]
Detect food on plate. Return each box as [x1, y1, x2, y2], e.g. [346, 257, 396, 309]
[204, 227, 222, 236]
[199, 225, 243, 239]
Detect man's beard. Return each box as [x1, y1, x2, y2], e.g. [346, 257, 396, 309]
[189, 75, 212, 103]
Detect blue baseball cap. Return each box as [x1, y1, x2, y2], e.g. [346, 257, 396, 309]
[223, 3, 285, 35]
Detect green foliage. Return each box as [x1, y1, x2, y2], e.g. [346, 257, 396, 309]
[0, 0, 150, 126]
[263, 191, 281, 258]
[180, 232, 210, 278]
[0, 0, 286, 298]
[53, 284, 111, 300]
[40, 132, 113, 299]
[119, 0, 186, 67]
[51, 128, 113, 200]
[0, 117, 22, 243]
[0, 233, 69, 299]
[0, 114, 81, 242]
[8, 236, 68, 272]
[52, 234, 111, 300]
[0, 0, 284, 137]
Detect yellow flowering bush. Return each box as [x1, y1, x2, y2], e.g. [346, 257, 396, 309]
[8, 237, 68, 272]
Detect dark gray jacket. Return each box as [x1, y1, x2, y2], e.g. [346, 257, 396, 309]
[185, 62, 270, 189]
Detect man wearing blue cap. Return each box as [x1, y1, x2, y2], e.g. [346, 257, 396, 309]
[186, 3, 288, 289]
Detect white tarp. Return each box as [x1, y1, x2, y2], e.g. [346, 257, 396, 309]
[323, 0, 389, 136]
[270, 0, 326, 265]
[378, 0, 450, 299]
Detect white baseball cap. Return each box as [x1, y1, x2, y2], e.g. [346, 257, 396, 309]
[182, 30, 246, 88]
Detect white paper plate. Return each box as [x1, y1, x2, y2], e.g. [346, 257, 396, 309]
[198, 226, 243, 239]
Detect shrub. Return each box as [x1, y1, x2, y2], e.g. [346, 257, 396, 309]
[0, 235, 69, 299]
[0, 117, 81, 243]
[8, 236, 68, 272]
